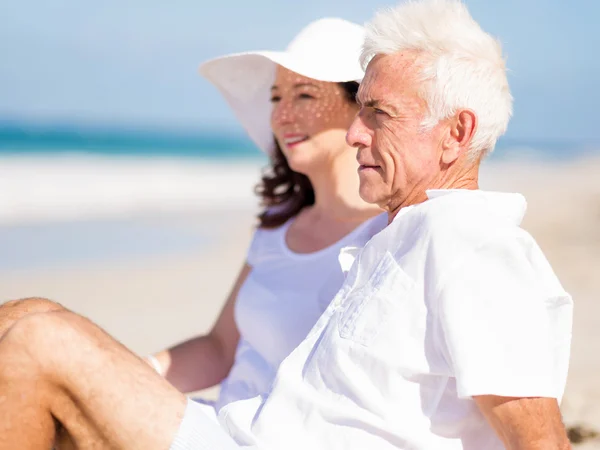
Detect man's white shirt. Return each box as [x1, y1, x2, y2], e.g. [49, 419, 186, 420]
[219, 189, 573, 450]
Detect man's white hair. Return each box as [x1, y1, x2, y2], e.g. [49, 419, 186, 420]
[361, 0, 513, 157]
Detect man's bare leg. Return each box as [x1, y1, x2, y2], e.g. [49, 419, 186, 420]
[0, 301, 188, 450]
[0, 297, 64, 335]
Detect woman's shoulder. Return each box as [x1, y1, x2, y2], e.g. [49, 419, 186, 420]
[253, 216, 293, 240]
[246, 219, 293, 265]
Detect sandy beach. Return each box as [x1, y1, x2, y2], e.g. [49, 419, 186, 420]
[1, 157, 599, 446]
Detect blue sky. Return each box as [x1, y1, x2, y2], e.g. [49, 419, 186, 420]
[0, 0, 598, 140]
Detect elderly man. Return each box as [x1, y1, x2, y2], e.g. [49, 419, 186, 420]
[0, 0, 572, 449]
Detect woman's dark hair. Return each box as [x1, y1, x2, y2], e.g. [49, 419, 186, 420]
[255, 81, 359, 229]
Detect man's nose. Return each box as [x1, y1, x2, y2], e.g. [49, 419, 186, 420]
[346, 113, 372, 149]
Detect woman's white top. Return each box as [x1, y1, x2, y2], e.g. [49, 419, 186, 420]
[215, 213, 386, 411]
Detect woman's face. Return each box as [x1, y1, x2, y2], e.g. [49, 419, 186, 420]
[270, 66, 359, 174]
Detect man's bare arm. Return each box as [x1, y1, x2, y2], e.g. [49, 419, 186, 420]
[474, 395, 571, 450]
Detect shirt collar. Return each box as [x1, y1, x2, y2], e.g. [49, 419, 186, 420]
[425, 189, 527, 225]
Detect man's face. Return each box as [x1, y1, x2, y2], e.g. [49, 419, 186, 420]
[346, 53, 447, 213]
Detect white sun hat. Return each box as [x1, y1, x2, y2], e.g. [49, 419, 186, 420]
[199, 18, 365, 154]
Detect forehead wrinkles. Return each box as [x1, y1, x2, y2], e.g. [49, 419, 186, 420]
[360, 53, 428, 116]
[388, 52, 430, 116]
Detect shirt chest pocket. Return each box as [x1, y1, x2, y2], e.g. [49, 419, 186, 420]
[338, 251, 415, 346]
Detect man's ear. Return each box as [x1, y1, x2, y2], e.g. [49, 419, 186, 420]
[441, 109, 477, 164]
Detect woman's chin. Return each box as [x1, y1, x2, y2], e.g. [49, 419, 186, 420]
[286, 156, 320, 175]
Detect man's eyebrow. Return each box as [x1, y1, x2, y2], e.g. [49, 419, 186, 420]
[356, 96, 398, 114]
[271, 82, 319, 91]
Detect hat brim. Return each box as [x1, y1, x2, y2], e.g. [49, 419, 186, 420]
[199, 51, 363, 154]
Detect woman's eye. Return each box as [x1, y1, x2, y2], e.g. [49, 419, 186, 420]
[374, 108, 386, 115]
[298, 93, 315, 100]
[270, 96, 281, 103]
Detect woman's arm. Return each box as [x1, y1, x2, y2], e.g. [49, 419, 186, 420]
[147, 263, 251, 394]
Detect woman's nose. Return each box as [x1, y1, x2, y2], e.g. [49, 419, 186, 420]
[271, 99, 296, 127]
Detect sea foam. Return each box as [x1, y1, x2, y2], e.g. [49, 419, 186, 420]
[0, 154, 263, 225]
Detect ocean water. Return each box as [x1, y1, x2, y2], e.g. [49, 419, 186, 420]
[0, 123, 263, 160]
[0, 123, 268, 271]
[0, 122, 596, 271]
[0, 123, 269, 224]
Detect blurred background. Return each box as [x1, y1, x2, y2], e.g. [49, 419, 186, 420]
[1, 0, 599, 445]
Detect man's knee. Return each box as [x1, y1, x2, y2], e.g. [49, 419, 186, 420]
[0, 297, 66, 337]
[0, 312, 59, 382]
[1, 310, 108, 375]
[0, 310, 80, 367]
[1, 297, 65, 315]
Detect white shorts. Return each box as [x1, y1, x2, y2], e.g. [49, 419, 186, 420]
[169, 399, 246, 450]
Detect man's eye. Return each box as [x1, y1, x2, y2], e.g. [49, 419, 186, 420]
[374, 108, 386, 115]
[270, 96, 281, 103]
[298, 93, 315, 100]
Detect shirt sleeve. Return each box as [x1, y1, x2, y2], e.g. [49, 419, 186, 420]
[436, 233, 566, 399]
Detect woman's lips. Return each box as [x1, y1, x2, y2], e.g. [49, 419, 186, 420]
[283, 134, 309, 148]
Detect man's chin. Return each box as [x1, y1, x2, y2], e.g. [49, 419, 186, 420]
[358, 186, 383, 207]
